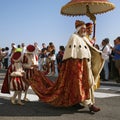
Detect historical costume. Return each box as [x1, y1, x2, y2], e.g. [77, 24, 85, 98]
[85, 22, 101, 90]
[86, 22, 95, 45]
[27, 21, 104, 112]
[22, 44, 38, 101]
[1, 51, 26, 105]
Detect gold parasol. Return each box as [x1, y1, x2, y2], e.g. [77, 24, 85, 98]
[61, 0, 115, 38]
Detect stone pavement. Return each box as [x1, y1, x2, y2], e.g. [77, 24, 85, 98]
[0, 69, 120, 87]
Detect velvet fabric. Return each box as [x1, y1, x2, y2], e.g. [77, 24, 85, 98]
[1, 66, 10, 94]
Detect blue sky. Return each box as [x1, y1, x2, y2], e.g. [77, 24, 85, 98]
[0, 0, 119, 51]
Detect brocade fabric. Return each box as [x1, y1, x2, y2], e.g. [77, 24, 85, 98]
[28, 58, 90, 107]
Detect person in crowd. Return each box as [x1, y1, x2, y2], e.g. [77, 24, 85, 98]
[15, 44, 22, 52]
[0, 48, 5, 69]
[100, 38, 111, 81]
[94, 44, 100, 50]
[108, 41, 116, 80]
[21, 43, 26, 55]
[22, 44, 39, 101]
[1, 51, 26, 105]
[46, 42, 56, 76]
[9, 43, 16, 57]
[3, 47, 9, 69]
[56, 45, 65, 73]
[34, 42, 41, 61]
[48, 42, 56, 76]
[39, 43, 47, 71]
[45, 45, 52, 74]
[0, 48, 6, 69]
[111, 37, 120, 83]
[27, 20, 104, 113]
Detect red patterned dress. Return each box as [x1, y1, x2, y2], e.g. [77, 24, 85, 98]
[1, 57, 26, 93]
[27, 34, 104, 107]
[29, 58, 90, 107]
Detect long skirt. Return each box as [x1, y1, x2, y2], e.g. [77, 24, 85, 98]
[28, 58, 90, 107]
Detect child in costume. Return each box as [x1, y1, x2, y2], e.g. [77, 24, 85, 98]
[22, 44, 38, 101]
[1, 51, 26, 105]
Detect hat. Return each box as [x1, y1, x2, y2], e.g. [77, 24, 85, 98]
[75, 20, 85, 29]
[103, 38, 109, 44]
[86, 22, 93, 28]
[12, 52, 22, 62]
[26, 44, 35, 53]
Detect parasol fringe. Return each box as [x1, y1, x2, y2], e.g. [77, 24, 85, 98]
[61, 2, 115, 16]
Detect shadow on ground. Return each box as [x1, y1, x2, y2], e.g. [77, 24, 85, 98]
[0, 98, 92, 116]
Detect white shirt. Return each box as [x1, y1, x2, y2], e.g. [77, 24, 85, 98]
[101, 45, 111, 60]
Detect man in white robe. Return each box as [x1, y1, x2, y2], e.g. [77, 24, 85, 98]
[63, 20, 104, 112]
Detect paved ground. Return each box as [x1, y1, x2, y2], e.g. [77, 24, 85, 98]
[0, 69, 120, 120]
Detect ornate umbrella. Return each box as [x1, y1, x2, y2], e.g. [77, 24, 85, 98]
[61, 0, 115, 38]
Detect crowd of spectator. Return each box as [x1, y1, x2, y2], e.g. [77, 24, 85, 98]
[0, 37, 120, 83]
[0, 42, 65, 77]
[94, 37, 120, 83]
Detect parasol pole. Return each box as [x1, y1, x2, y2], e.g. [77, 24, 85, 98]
[93, 22, 96, 39]
[86, 5, 96, 39]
